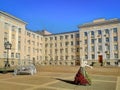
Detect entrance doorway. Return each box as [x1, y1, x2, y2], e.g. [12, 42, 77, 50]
[98, 55, 103, 63]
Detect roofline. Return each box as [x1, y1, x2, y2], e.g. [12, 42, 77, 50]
[0, 11, 27, 24]
[78, 18, 120, 28]
[44, 30, 79, 36]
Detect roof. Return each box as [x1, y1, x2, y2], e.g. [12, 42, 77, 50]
[44, 30, 79, 36]
[78, 18, 120, 28]
[0, 11, 27, 24]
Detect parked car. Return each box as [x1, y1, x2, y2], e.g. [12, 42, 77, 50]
[13, 64, 37, 75]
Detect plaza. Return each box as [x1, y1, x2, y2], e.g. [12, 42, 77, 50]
[0, 66, 120, 90]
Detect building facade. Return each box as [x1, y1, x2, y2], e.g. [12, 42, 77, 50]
[0, 11, 120, 67]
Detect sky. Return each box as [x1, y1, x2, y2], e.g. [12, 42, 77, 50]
[0, 0, 120, 33]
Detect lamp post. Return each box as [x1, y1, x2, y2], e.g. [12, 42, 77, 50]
[4, 41, 12, 68]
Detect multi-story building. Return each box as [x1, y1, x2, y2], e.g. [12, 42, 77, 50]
[42, 31, 80, 66]
[0, 11, 120, 67]
[79, 18, 120, 65]
[0, 11, 43, 67]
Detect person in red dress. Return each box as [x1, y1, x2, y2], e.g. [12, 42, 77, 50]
[74, 69, 89, 85]
[74, 59, 93, 85]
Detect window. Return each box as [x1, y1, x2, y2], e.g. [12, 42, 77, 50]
[98, 30, 101, 35]
[4, 52, 7, 58]
[12, 34, 15, 39]
[76, 48, 79, 52]
[106, 45, 110, 50]
[12, 26, 16, 31]
[84, 32, 87, 36]
[65, 48, 68, 53]
[113, 28, 117, 33]
[50, 37, 53, 40]
[71, 55, 74, 59]
[91, 46, 94, 52]
[4, 32, 8, 38]
[11, 53, 14, 58]
[16, 53, 20, 59]
[65, 42, 69, 46]
[71, 41, 73, 45]
[18, 28, 21, 33]
[105, 29, 109, 34]
[50, 43, 53, 47]
[45, 38, 48, 41]
[18, 36, 21, 41]
[106, 38, 109, 42]
[85, 47, 88, 52]
[60, 56, 63, 60]
[66, 56, 68, 59]
[18, 41, 21, 50]
[60, 36, 63, 40]
[37, 36, 39, 40]
[76, 34, 79, 38]
[114, 45, 118, 50]
[98, 38, 102, 43]
[71, 34, 73, 38]
[85, 55, 88, 59]
[91, 39, 94, 44]
[4, 23, 9, 30]
[27, 32, 31, 37]
[60, 49, 63, 53]
[114, 53, 118, 58]
[32, 34, 35, 38]
[71, 48, 74, 52]
[76, 41, 79, 45]
[45, 56, 48, 60]
[60, 42, 62, 47]
[91, 54, 95, 59]
[76, 55, 79, 60]
[106, 54, 110, 59]
[98, 45, 102, 51]
[114, 36, 118, 42]
[28, 47, 30, 52]
[84, 39, 87, 44]
[65, 35, 68, 39]
[33, 48, 35, 53]
[91, 31, 94, 36]
[55, 36, 57, 40]
[27, 40, 30, 44]
[55, 49, 58, 53]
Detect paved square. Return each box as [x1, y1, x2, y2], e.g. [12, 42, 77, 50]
[0, 66, 119, 90]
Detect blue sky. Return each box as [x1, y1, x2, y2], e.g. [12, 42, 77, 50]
[0, 0, 120, 33]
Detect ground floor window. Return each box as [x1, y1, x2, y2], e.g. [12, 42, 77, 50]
[114, 53, 118, 58]
[91, 54, 95, 59]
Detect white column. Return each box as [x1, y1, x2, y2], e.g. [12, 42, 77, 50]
[94, 31, 98, 60]
[8, 25, 12, 58]
[102, 30, 106, 59]
[87, 31, 91, 60]
[110, 30, 114, 59]
[16, 27, 18, 52]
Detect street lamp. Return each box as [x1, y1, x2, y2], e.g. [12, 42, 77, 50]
[4, 41, 12, 68]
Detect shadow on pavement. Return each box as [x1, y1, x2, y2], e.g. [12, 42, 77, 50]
[55, 78, 75, 85]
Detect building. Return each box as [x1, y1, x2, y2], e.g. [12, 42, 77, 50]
[79, 18, 120, 65]
[0, 11, 43, 67]
[0, 11, 120, 67]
